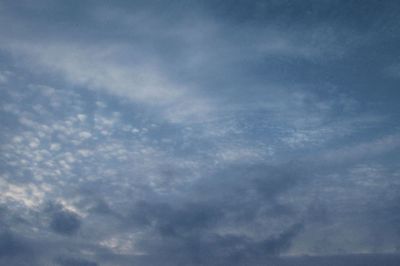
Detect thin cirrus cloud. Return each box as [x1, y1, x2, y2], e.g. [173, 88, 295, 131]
[1, 1, 400, 266]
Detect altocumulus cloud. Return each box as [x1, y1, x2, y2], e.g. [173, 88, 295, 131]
[1, 0, 400, 265]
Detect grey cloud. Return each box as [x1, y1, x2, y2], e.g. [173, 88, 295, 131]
[276, 254, 400, 266]
[191, 162, 307, 219]
[256, 223, 304, 256]
[129, 201, 223, 237]
[55, 256, 98, 266]
[48, 208, 81, 236]
[0, 231, 30, 258]
[127, 223, 303, 266]
[87, 198, 116, 216]
[130, 253, 400, 266]
[0, 205, 27, 231]
[118, 163, 307, 264]
[0, 231, 39, 266]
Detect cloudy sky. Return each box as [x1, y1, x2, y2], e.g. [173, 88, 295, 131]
[1, 1, 400, 265]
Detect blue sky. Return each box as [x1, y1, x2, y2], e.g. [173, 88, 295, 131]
[1, 1, 400, 265]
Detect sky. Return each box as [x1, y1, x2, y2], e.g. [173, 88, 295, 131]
[1, 0, 400, 265]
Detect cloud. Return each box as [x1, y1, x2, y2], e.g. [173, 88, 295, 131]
[0, 0, 369, 126]
[128, 201, 223, 237]
[48, 206, 81, 236]
[0, 231, 39, 266]
[0, 231, 30, 258]
[125, 222, 303, 266]
[0, 70, 12, 84]
[312, 133, 400, 167]
[110, 162, 308, 264]
[0, 1, 400, 265]
[54, 256, 98, 266]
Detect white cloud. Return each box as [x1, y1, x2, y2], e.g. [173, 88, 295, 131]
[77, 114, 87, 122]
[50, 143, 61, 151]
[79, 131, 92, 140]
[0, 178, 50, 208]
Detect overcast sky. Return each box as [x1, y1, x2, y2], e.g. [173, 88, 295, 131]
[1, 1, 400, 265]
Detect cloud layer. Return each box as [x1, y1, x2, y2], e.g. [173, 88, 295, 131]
[1, 1, 400, 265]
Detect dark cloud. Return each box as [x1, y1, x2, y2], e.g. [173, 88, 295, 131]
[49, 209, 81, 236]
[129, 253, 400, 266]
[274, 254, 400, 266]
[0, 231, 39, 266]
[129, 201, 222, 236]
[108, 162, 310, 265]
[0, 231, 30, 258]
[257, 223, 304, 256]
[190, 162, 306, 223]
[55, 256, 98, 266]
[125, 194, 303, 265]
[87, 198, 116, 216]
[0, 205, 27, 230]
[123, 223, 303, 266]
